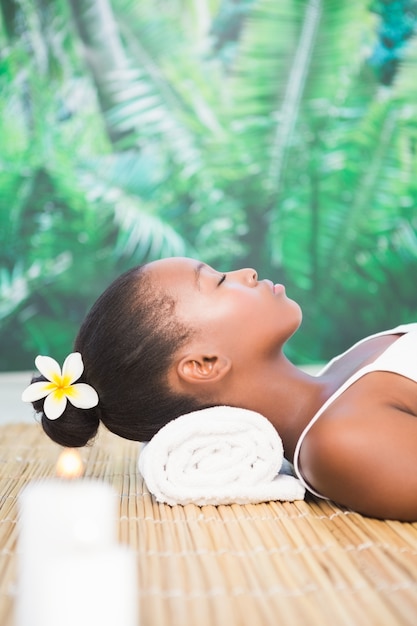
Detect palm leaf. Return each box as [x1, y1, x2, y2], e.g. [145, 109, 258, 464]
[0, 256, 71, 321]
[229, 0, 372, 198]
[104, 1, 228, 175]
[78, 155, 192, 261]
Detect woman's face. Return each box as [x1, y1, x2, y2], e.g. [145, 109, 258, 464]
[145, 257, 302, 362]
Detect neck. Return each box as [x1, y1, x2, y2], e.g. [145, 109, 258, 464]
[219, 354, 333, 461]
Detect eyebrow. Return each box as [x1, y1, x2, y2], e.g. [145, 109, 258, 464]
[194, 262, 205, 291]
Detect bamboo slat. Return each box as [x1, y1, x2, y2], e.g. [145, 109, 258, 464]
[0, 423, 417, 625]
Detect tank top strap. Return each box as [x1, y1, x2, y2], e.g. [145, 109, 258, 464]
[293, 323, 417, 499]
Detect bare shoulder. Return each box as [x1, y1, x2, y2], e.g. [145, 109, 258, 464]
[299, 372, 417, 521]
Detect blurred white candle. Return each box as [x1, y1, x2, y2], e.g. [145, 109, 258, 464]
[19, 477, 117, 553]
[17, 449, 138, 626]
[20, 545, 137, 626]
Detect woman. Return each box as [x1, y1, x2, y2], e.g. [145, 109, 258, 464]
[25, 257, 417, 520]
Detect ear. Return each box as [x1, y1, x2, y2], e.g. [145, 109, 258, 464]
[177, 354, 231, 385]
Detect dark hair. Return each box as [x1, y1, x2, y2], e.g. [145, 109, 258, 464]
[32, 264, 208, 447]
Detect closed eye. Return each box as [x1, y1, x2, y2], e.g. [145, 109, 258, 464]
[217, 273, 226, 286]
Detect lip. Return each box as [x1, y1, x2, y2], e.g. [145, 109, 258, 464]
[264, 279, 284, 295]
[262, 278, 282, 295]
[273, 283, 285, 295]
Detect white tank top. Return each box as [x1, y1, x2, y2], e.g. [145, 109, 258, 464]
[293, 323, 417, 498]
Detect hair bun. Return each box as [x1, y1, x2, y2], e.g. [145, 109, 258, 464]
[29, 375, 100, 447]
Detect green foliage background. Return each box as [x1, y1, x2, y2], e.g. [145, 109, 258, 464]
[1, 0, 416, 371]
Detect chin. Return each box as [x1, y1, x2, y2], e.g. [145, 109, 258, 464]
[289, 295, 302, 319]
[288, 301, 303, 335]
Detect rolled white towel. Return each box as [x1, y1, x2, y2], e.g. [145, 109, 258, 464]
[138, 406, 305, 506]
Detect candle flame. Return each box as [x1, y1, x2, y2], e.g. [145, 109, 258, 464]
[56, 448, 84, 478]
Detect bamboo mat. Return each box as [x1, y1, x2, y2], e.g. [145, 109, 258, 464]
[1, 424, 417, 625]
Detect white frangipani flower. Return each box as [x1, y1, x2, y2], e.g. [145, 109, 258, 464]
[22, 353, 99, 420]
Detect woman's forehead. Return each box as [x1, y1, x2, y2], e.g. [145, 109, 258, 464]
[145, 257, 203, 287]
[146, 257, 201, 275]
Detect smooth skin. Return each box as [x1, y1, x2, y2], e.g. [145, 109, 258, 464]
[145, 257, 417, 521]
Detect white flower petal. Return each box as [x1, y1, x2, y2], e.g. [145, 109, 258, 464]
[44, 391, 68, 420]
[66, 383, 99, 409]
[22, 381, 56, 403]
[35, 355, 62, 383]
[62, 352, 84, 385]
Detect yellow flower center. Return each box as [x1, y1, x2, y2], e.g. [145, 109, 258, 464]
[51, 373, 73, 389]
[52, 387, 68, 401]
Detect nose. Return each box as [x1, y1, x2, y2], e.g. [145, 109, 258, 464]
[229, 268, 258, 285]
